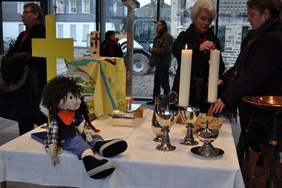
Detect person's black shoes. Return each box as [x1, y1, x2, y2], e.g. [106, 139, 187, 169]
[146, 100, 154, 105]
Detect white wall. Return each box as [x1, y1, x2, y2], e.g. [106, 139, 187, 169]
[3, 21, 116, 48]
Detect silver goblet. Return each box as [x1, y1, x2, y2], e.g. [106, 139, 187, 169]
[155, 109, 179, 151]
[151, 92, 178, 142]
[179, 107, 200, 145]
[151, 95, 169, 142]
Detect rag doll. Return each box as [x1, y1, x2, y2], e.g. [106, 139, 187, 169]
[41, 76, 127, 179]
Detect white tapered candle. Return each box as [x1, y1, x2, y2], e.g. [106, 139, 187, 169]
[178, 45, 192, 107]
[208, 49, 220, 103]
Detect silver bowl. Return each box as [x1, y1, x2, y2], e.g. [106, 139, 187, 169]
[195, 127, 220, 157]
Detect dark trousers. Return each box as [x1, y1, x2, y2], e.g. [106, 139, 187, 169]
[18, 110, 47, 135]
[153, 66, 170, 98]
[172, 65, 180, 93]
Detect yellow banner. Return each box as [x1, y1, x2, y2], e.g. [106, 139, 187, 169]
[65, 57, 126, 117]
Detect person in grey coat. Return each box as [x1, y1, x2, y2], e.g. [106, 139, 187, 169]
[147, 20, 173, 105]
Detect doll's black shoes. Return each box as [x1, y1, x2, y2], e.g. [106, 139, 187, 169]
[94, 138, 128, 158]
[82, 155, 115, 179]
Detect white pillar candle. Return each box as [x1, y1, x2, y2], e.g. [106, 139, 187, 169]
[178, 45, 193, 107]
[208, 49, 220, 103]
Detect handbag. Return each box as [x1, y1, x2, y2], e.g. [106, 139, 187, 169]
[0, 50, 40, 121]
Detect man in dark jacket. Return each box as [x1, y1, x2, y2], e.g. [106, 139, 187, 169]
[147, 20, 173, 105]
[0, 3, 47, 135]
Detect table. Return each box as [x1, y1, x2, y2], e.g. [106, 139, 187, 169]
[0, 109, 244, 188]
[65, 57, 126, 117]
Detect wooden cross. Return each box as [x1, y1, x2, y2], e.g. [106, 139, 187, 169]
[90, 31, 100, 59]
[32, 15, 74, 81]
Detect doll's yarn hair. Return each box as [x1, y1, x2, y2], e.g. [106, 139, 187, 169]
[41, 76, 83, 119]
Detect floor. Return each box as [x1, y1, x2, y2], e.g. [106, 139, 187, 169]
[0, 59, 242, 187]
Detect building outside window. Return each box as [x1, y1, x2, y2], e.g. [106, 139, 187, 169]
[242, 26, 251, 42]
[70, 24, 76, 41]
[123, 6, 127, 16]
[56, 0, 64, 13]
[17, 2, 25, 14]
[18, 23, 24, 33]
[82, 0, 90, 13]
[58, 24, 64, 38]
[211, 26, 226, 52]
[82, 25, 89, 41]
[69, 0, 77, 13]
[113, 1, 117, 15]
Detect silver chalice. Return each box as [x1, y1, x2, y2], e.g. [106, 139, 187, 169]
[192, 121, 224, 157]
[151, 95, 169, 142]
[179, 107, 200, 145]
[151, 92, 178, 142]
[155, 108, 179, 151]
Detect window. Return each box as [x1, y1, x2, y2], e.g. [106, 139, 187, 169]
[217, 0, 249, 69]
[69, 0, 76, 13]
[83, 25, 89, 41]
[113, 1, 117, 14]
[82, 0, 90, 13]
[124, 6, 127, 16]
[18, 24, 24, 33]
[58, 25, 64, 38]
[70, 25, 76, 41]
[17, 2, 25, 14]
[56, 0, 64, 13]
[211, 26, 226, 52]
[141, 21, 157, 43]
[134, 21, 141, 42]
[242, 26, 250, 42]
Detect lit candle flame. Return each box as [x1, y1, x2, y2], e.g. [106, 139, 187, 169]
[185, 44, 188, 50]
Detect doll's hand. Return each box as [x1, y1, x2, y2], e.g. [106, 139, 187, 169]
[46, 143, 60, 166]
[77, 120, 86, 134]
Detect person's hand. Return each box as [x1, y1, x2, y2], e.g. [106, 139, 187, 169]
[149, 47, 152, 53]
[213, 98, 225, 114]
[218, 79, 224, 86]
[46, 143, 60, 166]
[199, 41, 216, 51]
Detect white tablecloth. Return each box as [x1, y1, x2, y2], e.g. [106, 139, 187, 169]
[0, 109, 244, 188]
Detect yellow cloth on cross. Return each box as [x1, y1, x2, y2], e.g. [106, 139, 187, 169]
[65, 57, 126, 117]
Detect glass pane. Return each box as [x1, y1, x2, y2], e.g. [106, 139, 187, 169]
[2, 1, 40, 54]
[141, 21, 157, 43]
[83, 0, 90, 13]
[56, 0, 64, 13]
[217, 0, 249, 70]
[70, 0, 77, 13]
[162, 0, 250, 92]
